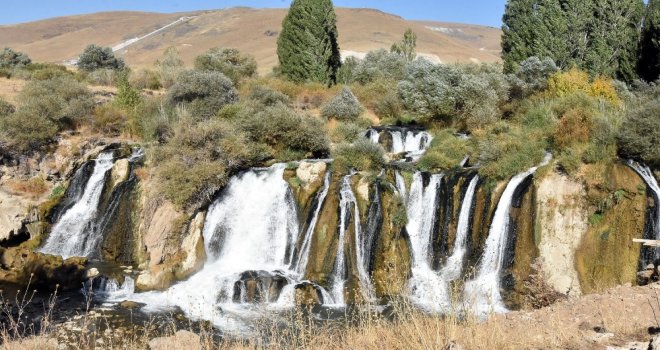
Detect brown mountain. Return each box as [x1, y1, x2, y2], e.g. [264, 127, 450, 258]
[0, 7, 502, 75]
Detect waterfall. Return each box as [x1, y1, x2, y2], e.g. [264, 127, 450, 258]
[293, 171, 331, 274]
[365, 128, 432, 160]
[403, 172, 447, 312]
[128, 165, 302, 329]
[40, 152, 115, 258]
[365, 129, 380, 144]
[464, 154, 551, 316]
[627, 160, 660, 262]
[330, 175, 374, 305]
[441, 175, 479, 282]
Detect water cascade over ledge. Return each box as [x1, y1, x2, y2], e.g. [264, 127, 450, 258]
[628, 160, 660, 264]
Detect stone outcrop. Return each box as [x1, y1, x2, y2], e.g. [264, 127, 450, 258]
[0, 247, 88, 291]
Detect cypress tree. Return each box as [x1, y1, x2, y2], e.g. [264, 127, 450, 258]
[277, 0, 341, 85]
[639, 0, 660, 82]
[502, 0, 541, 73]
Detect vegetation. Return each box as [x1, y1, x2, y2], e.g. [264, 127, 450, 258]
[332, 139, 385, 173]
[0, 47, 31, 68]
[390, 28, 417, 62]
[321, 87, 363, 121]
[194, 47, 257, 85]
[76, 44, 125, 72]
[639, 0, 660, 82]
[502, 0, 645, 81]
[155, 47, 184, 88]
[166, 70, 238, 120]
[277, 0, 341, 85]
[618, 99, 660, 167]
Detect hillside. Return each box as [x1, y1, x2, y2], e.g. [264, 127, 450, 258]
[0, 7, 502, 74]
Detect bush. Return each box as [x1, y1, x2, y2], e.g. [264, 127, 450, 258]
[553, 108, 593, 149]
[194, 47, 257, 84]
[77, 45, 125, 72]
[156, 47, 184, 89]
[115, 72, 142, 110]
[0, 108, 59, 152]
[618, 99, 660, 167]
[547, 69, 621, 105]
[247, 86, 290, 106]
[0, 97, 15, 116]
[332, 139, 385, 173]
[84, 68, 117, 86]
[321, 87, 364, 121]
[167, 70, 239, 120]
[130, 69, 162, 90]
[330, 122, 365, 143]
[237, 103, 330, 159]
[418, 130, 471, 171]
[352, 49, 407, 84]
[92, 105, 125, 135]
[17, 76, 94, 127]
[508, 57, 558, 99]
[0, 47, 31, 68]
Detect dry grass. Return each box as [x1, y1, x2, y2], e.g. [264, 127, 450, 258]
[6, 177, 49, 198]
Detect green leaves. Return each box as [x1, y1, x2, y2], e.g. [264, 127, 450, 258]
[639, 0, 660, 82]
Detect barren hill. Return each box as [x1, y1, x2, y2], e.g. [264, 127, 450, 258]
[0, 7, 502, 75]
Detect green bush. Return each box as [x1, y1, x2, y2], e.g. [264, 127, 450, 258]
[418, 130, 471, 171]
[83, 68, 117, 86]
[167, 70, 239, 120]
[17, 76, 94, 127]
[0, 107, 59, 152]
[237, 103, 330, 159]
[331, 122, 364, 143]
[0, 47, 31, 68]
[156, 47, 184, 89]
[321, 87, 364, 121]
[508, 56, 558, 99]
[332, 139, 385, 173]
[77, 44, 125, 72]
[194, 47, 257, 85]
[247, 86, 290, 106]
[353, 49, 407, 84]
[92, 104, 126, 135]
[0, 97, 15, 116]
[130, 69, 162, 90]
[618, 99, 660, 167]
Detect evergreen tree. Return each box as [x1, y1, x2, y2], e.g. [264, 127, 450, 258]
[277, 0, 341, 85]
[502, 0, 540, 73]
[639, 0, 660, 82]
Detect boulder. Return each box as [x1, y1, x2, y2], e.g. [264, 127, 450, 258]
[148, 330, 201, 350]
[0, 247, 88, 291]
[296, 161, 326, 189]
[233, 270, 289, 303]
[142, 202, 182, 267]
[356, 176, 370, 202]
[174, 211, 206, 280]
[109, 159, 130, 189]
[136, 266, 175, 291]
[294, 281, 325, 306]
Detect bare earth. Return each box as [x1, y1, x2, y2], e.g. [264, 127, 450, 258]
[0, 7, 502, 75]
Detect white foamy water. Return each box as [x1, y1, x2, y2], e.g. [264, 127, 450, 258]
[628, 160, 660, 259]
[40, 152, 115, 258]
[294, 171, 331, 274]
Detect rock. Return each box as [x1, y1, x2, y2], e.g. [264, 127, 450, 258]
[110, 159, 130, 189]
[296, 161, 326, 189]
[294, 281, 324, 306]
[136, 266, 175, 291]
[174, 212, 206, 280]
[148, 330, 201, 350]
[119, 300, 142, 309]
[142, 202, 182, 267]
[357, 177, 370, 202]
[0, 247, 87, 291]
[651, 336, 660, 350]
[85, 268, 99, 279]
[0, 188, 37, 243]
[233, 270, 288, 303]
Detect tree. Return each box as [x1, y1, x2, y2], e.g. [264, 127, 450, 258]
[194, 47, 257, 84]
[277, 0, 341, 85]
[501, 0, 543, 73]
[618, 99, 660, 167]
[639, 0, 660, 82]
[77, 44, 125, 72]
[0, 47, 31, 68]
[391, 28, 417, 62]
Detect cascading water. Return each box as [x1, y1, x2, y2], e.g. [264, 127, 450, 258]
[293, 171, 331, 274]
[127, 165, 304, 329]
[365, 129, 380, 144]
[365, 128, 432, 161]
[330, 175, 375, 305]
[627, 160, 660, 262]
[464, 154, 551, 316]
[40, 152, 115, 258]
[441, 175, 479, 282]
[402, 172, 447, 312]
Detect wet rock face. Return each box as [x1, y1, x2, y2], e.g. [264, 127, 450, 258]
[232, 270, 289, 303]
[0, 247, 87, 291]
[294, 281, 324, 306]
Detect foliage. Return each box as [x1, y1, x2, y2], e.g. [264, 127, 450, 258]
[618, 99, 660, 167]
[418, 130, 471, 171]
[0, 97, 15, 116]
[321, 87, 364, 120]
[391, 29, 417, 62]
[639, 0, 660, 82]
[156, 47, 184, 88]
[246, 85, 291, 106]
[77, 44, 125, 72]
[398, 60, 509, 129]
[0, 47, 31, 68]
[194, 47, 257, 85]
[330, 121, 366, 143]
[508, 56, 558, 98]
[501, 0, 645, 81]
[277, 0, 341, 85]
[130, 69, 162, 90]
[92, 104, 126, 136]
[547, 69, 621, 105]
[352, 50, 407, 85]
[83, 68, 117, 86]
[332, 139, 385, 173]
[166, 70, 238, 120]
[115, 71, 142, 110]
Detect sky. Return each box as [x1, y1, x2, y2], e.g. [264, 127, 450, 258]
[1, 1, 507, 27]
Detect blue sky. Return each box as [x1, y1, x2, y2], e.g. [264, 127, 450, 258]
[1, 1, 507, 27]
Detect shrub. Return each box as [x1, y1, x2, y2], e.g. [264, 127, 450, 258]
[247, 86, 290, 106]
[353, 49, 407, 84]
[618, 99, 660, 167]
[17, 76, 94, 127]
[115, 72, 142, 110]
[0, 47, 31, 68]
[84, 68, 117, 86]
[0, 107, 59, 152]
[553, 108, 593, 149]
[77, 44, 125, 72]
[0, 97, 15, 116]
[92, 104, 126, 135]
[321, 87, 364, 120]
[194, 47, 257, 84]
[547, 69, 621, 105]
[330, 122, 365, 143]
[167, 70, 239, 120]
[332, 139, 385, 173]
[237, 103, 330, 159]
[418, 130, 471, 171]
[508, 56, 558, 99]
[130, 69, 162, 90]
[156, 47, 184, 89]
